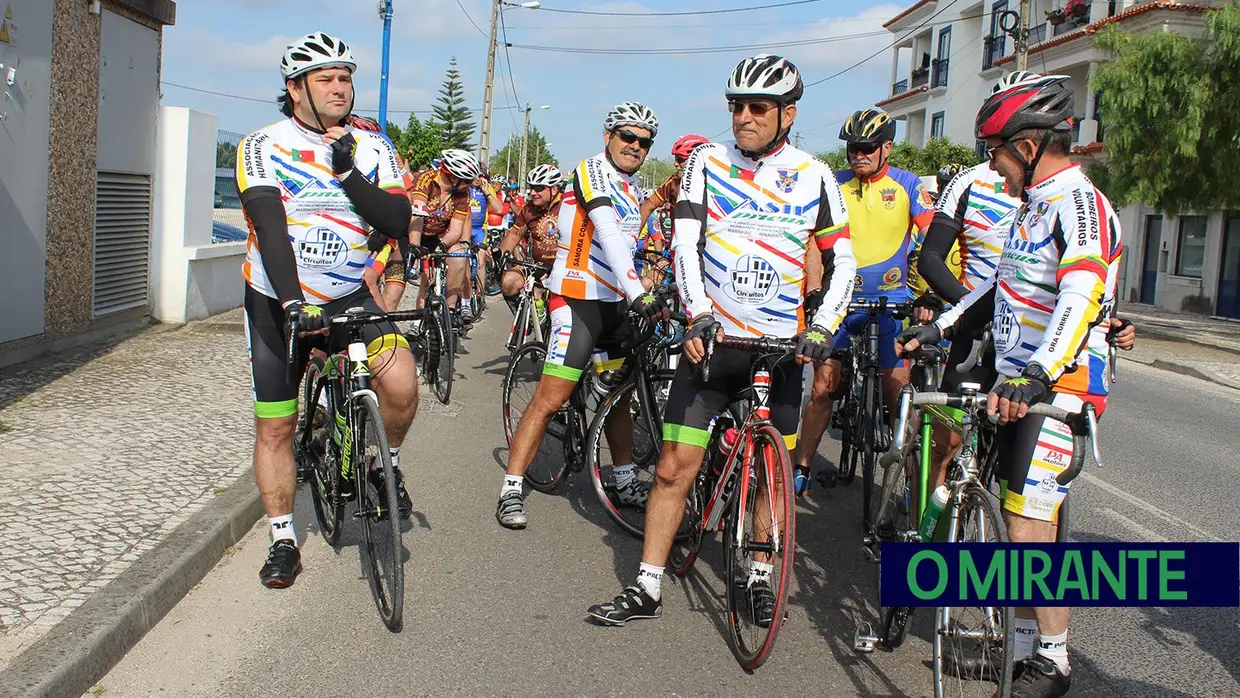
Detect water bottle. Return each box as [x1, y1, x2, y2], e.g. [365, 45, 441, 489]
[919, 484, 951, 542]
[721, 427, 739, 452]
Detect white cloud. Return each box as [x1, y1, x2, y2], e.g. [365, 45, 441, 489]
[163, 28, 379, 83]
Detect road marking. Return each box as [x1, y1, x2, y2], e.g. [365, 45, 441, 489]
[1081, 472, 1220, 542]
[1098, 506, 1168, 542]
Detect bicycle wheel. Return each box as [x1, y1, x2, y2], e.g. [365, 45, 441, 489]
[300, 357, 343, 547]
[723, 424, 796, 671]
[433, 299, 454, 405]
[501, 341, 570, 492]
[470, 270, 486, 322]
[874, 433, 918, 648]
[860, 371, 882, 532]
[933, 485, 1013, 698]
[353, 393, 404, 631]
[585, 370, 675, 538]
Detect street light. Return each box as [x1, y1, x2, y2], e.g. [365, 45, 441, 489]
[519, 104, 550, 195]
[377, 0, 394, 130]
[479, 0, 541, 164]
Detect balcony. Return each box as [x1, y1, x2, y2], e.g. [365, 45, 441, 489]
[911, 69, 930, 89]
[892, 78, 909, 95]
[983, 36, 1007, 70]
[1049, 7, 1091, 36]
[1029, 22, 1047, 45]
[931, 58, 949, 88]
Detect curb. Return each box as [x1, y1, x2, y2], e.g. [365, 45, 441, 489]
[0, 471, 263, 698]
[1121, 356, 1240, 391]
[1125, 323, 1240, 358]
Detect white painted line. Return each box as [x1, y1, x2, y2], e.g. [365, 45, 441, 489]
[1097, 506, 1169, 542]
[1080, 472, 1220, 542]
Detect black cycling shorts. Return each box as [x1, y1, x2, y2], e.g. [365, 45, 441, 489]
[662, 348, 802, 450]
[542, 294, 632, 382]
[245, 285, 407, 419]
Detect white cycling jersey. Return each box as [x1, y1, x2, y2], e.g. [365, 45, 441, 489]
[673, 141, 856, 339]
[935, 162, 1017, 292]
[936, 164, 1122, 394]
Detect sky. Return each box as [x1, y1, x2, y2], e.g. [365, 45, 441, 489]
[160, 0, 912, 165]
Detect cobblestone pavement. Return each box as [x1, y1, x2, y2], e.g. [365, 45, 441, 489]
[1124, 302, 1240, 354]
[0, 309, 254, 668]
[1122, 337, 1240, 390]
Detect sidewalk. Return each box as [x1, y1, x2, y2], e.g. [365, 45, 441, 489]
[1122, 302, 1240, 355]
[1118, 303, 1240, 390]
[0, 309, 258, 689]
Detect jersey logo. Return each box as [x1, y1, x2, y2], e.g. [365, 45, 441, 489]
[297, 227, 349, 271]
[880, 188, 898, 210]
[724, 254, 779, 305]
[880, 266, 903, 290]
[994, 297, 1020, 353]
[775, 169, 798, 194]
[919, 187, 934, 208]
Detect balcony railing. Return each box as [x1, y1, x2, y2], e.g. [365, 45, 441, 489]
[1051, 9, 1091, 36]
[931, 58, 949, 88]
[1029, 22, 1047, 45]
[983, 36, 1006, 70]
[892, 78, 909, 95]
[911, 70, 930, 88]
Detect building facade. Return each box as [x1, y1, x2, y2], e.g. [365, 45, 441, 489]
[877, 0, 1237, 318]
[0, 0, 176, 367]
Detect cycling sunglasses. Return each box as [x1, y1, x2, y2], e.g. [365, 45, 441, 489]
[728, 100, 778, 116]
[529, 184, 550, 193]
[847, 141, 882, 156]
[614, 129, 654, 150]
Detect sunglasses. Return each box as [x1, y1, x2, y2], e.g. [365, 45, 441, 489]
[728, 100, 780, 117]
[614, 129, 654, 150]
[530, 184, 550, 193]
[847, 141, 882, 156]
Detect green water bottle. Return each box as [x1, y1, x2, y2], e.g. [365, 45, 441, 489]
[919, 484, 951, 542]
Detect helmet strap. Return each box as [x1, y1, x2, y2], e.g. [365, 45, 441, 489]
[1007, 132, 1053, 203]
[295, 74, 351, 134]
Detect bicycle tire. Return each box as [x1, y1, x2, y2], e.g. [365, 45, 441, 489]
[723, 424, 796, 671]
[300, 357, 343, 547]
[354, 392, 405, 632]
[874, 441, 918, 648]
[861, 369, 880, 531]
[501, 341, 571, 493]
[433, 299, 454, 405]
[933, 485, 1013, 698]
[585, 370, 675, 539]
[470, 270, 486, 322]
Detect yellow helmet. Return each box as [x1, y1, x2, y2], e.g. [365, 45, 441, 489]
[840, 108, 896, 144]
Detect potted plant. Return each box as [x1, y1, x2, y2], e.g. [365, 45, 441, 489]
[1045, 7, 1067, 24]
[912, 65, 929, 79]
[1065, 0, 1089, 19]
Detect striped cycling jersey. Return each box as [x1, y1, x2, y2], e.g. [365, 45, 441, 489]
[236, 118, 407, 303]
[936, 161, 1017, 292]
[673, 141, 856, 338]
[549, 153, 646, 302]
[936, 164, 1122, 395]
[835, 164, 935, 301]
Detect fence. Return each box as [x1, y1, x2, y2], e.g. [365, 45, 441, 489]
[212, 130, 247, 243]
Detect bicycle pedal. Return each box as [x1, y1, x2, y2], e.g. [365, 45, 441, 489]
[854, 622, 879, 653]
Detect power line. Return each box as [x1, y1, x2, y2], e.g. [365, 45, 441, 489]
[500, 8, 522, 108]
[510, 30, 888, 55]
[535, 0, 824, 17]
[453, 0, 489, 37]
[160, 81, 518, 115]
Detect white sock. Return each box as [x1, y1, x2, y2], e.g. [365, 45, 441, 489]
[613, 463, 636, 485]
[501, 475, 524, 497]
[269, 514, 296, 546]
[1036, 630, 1070, 676]
[462, 298, 472, 312]
[389, 447, 400, 470]
[748, 560, 774, 586]
[636, 562, 663, 601]
[1014, 617, 1038, 661]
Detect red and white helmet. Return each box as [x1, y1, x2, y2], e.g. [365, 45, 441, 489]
[346, 114, 382, 132]
[976, 74, 1074, 140]
[671, 134, 710, 161]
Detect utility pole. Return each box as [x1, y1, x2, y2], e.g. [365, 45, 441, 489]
[377, 0, 394, 130]
[478, 0, 500, 164]
[519, 104, 531, 196]
[1001, 5, 1030, 72]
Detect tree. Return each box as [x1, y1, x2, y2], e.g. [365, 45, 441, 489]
[638, 157, 676, 190]
[399, 114, 441, 171]
[488, 127, 558, 180]
[1089, 5, 1240, 214]
[816, 138, 979, 176]
[215, 142, 237, 169]
[385, 119, 403, 146]
[428, 57, 476, 151]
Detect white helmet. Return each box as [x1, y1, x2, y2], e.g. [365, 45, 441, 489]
[604, 102, 659, 137]
[726, 54, 804, 103]
[527, 164, 563, 188]
[439, 149, 483, 181]
[281, 32, 356, 80]
[992, 70, 1043, 94]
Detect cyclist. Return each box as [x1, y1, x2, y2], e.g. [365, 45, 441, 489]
[497, 164, 563, 318]
[587, 54, 856, 626]
[495, 101, 663, 530]
[402, 149, 482, 321]
[898, 74, 1123, 698]
[793, 107, 934, 493]
[464, 169, 504, 319]
[917, 72, 1136, 497]
[238, 32, 416, 588]
[638, 133, 710, 251]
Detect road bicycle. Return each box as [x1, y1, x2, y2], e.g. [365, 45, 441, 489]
[405, 248, 473, 405]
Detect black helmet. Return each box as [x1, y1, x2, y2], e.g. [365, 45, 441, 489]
[840, 108, 896, 144]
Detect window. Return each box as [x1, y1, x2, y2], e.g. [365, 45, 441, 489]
[984, 1, 1008, 69]
[1175, 215, 1208, 278]
[931, 112, 945, 139]
[933, 27, 951, 87]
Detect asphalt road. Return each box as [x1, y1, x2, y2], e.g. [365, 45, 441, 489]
[96, 311, 1240, 697]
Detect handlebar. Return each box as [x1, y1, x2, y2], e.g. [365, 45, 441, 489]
[701, 334, 798, 383]
[284, 306, 427, 385]
[890, 388, 1103, 486]
[956, 324, 993, 373]
[847, 297, 916, 318]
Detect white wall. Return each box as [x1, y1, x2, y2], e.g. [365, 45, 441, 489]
[151, 107, 245, 323]
[0, 0, 53, 342]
